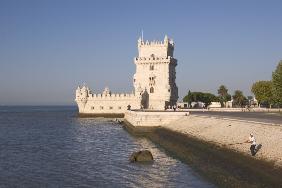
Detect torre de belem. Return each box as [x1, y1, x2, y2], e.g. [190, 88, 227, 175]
[75, 35, 178, 116]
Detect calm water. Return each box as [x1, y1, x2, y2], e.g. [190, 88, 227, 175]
[0, 106, 214, 188]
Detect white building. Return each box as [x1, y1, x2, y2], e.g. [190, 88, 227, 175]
[177, 102, 189, 109]
[226, 100, 233, 108]
[75, 35, 178, 115]
[208, 102, 221, 108]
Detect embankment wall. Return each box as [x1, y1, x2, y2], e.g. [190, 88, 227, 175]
[124, 110, 189, 127]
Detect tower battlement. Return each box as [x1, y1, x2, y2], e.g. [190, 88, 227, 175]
[75, 86, 148, 113]
[134, 56, 177, 66]
[75, 86, 138, 100]
[137, 35, 174, 58]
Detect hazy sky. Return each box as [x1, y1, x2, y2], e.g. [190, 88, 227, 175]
[0, 0, 281, 105]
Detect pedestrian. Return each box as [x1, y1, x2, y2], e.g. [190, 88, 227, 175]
[246, 133, 257, 156]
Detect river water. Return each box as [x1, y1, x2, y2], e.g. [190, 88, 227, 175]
[0, 106, 214, 187]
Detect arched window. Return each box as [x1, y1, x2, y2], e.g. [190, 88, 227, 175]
[150, 65, 154, 70]
[149, 76, 154, 81]
[150, 87, 154, 93]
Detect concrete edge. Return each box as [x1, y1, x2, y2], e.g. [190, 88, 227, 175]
[78, 113, 125, 118]
[122, 119, 160, 135]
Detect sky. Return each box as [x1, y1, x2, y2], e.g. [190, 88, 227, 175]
[0, 0, 281, 105]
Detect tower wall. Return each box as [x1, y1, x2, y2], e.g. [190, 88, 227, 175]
[75, 87, 147, 114]
[134, 36, 178, 110]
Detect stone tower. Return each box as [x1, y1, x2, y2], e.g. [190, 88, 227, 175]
[133, 35, 178, 110]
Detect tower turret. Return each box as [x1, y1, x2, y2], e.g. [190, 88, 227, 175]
[102, 87, 111, 96]
[133, 35, 178, 109]
[75, 85, 90, 112]
[137, 34, 174, 58]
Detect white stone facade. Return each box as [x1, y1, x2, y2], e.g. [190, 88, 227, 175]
[133, 35, 178, 109]
[75, 35, 178, 114]
[75, 86, 147, 114]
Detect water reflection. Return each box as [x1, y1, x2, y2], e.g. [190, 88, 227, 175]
[0, 107, 214, 187]
[73, 118, 214, 187]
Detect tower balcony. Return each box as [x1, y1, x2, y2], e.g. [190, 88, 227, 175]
[134, 56, 177, 65]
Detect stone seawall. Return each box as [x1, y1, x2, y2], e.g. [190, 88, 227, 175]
[178, 107, 282, 112]
[78, 113, 124, 118]
[124, 110, 189, 127]
[163, 115, 282, 167]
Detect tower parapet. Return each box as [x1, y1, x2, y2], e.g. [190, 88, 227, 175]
[137, 35, 174, 58]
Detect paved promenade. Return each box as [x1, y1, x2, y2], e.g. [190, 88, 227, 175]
[190, 111, 282, 125]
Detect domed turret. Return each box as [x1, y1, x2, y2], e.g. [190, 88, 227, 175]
[164, 35, 168, 44]
[75, 85, 89, 112]
[81, 85, 89, 99]
[138, 37, 142, 46]
[103, 87, 111, 96]
[75, 86, 81, 99]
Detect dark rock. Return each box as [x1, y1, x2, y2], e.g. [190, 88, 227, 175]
[129, 150, 154, 162]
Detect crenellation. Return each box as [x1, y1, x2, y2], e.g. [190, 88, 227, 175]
[84, 91, 139, 100]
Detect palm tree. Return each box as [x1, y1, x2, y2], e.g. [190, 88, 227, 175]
[272, 61, 282, 107]
[218, 85, 228, 107]
[232, 90, 246, 107]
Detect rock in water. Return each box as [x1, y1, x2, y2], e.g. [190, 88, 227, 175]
[129, 150, 154, 162]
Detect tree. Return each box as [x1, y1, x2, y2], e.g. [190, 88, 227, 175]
[232, 90, 246, 107]
[247, 96, 253, 100]
[217, 85, 230, 107]
[198, 92, 219, 107]
[183, 91, 219, 108]
[251, 81, 273, 107]
[272, 60, 282, 106]
[226, 94, 232, 102]
[183, 90, 193, 107]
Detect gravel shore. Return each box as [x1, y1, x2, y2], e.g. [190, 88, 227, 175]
[163, 115, 282, 167]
